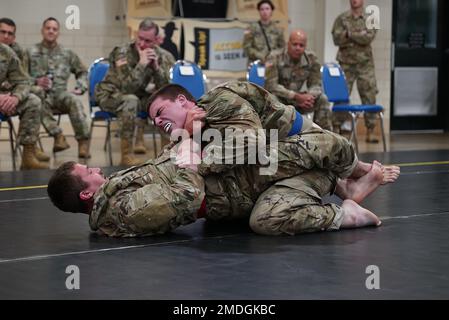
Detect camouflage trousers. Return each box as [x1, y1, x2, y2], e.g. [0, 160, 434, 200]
[41, 91, 90, 140]
[297, 94, 333, 131]
[333, 61, 379, 131]
[249, 170, 344, 235]
[205, 125, 357, 223]
[13, 93, 41, 145]
[99, 94, 148, 140]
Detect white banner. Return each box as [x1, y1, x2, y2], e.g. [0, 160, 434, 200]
[183, 19, 248, 77]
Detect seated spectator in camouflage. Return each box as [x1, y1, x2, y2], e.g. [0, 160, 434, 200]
[47, 124, 400, 237]
[0, 17, 50, 162]
[264, 29, 333, 130]
[27, 17, 90, 158]
[0, 43, 48, 170]
[0, 18, 29, 73]
[95, 18, 175, 166]
[243, 0, 285, 64]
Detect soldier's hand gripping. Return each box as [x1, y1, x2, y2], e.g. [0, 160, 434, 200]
[0, 93, 19, 116]
[294, 93, 315, 110]
[184, 106, 206, 136]
[175, 138, 202, 172]
[147, 48, 159, 69]
[36, 76, 52, 91]
[138, 47, 152, 66]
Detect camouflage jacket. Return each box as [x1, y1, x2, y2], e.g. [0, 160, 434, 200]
[10, 42, 29, 73]
[265, 48, 322, 106]
[89, 152, 205, 237]
[95, 42, 175, 102]
[243, 20, 285, 63]
[27, 42, 88, 94]
[89, 133, 325, 236]
[332, 10, 376, 65]
[0, 43, 30, 103]
[196, 80, 305, 175]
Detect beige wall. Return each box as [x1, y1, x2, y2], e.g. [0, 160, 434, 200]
[0, 0, 129, 68]
[0, 0, 129, 114]
[2, 0, 393, 132]
[289, 0, 393, 133]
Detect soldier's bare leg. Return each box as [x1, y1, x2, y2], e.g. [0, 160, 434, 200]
[340, 199, 381, 228]
[349, 160, 400, 184]
[335, 161, 383, 203]
[381, 164, 401, 185]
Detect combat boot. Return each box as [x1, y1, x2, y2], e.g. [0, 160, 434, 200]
[34, 143, 50, 161]
[20, 145, 49, 170]
[121, 138, 144, 166]
[77, 139, 91, 158]
[53, 133, 70, 152]
[366, 128, 379, 143]
[134, 119, 147, 154]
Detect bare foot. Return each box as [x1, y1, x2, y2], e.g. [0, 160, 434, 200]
[376, 161, 400, 185]
[336, 161, 384, 203]
[341, 199, 381, 228]
[349, 160, 372, 178]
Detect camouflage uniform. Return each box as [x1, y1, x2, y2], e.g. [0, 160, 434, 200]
[332, 10, 378, 131]
[90, 81, 358, 237]
[89, 127, 357, 237]
[95, 43, 175, 139]
[9, 42, 29, 73]
[0, 43, 41, 146]
[265, 48, 333, 130]
[243, 21, 285, 64]
[10, 42, 46, 104]
[27, 42, 89, 139]
[89, 154, 205, 237]
[196, 80, 302, 175]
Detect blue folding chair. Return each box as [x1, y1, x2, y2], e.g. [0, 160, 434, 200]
[170, 60, 206, 100]
[87, 57, 116, 166]
[321, 62, 386, 153]
[246, 60, 265, 87]
[0, 113, 19, 170]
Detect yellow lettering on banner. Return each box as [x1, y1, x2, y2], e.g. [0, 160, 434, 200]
[199, 31, 207, 44]
[199, 45, 207, 67]
[214, 41, 243, 51]
[136, 0, 161, 9]
[198, 31, 207, 67]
